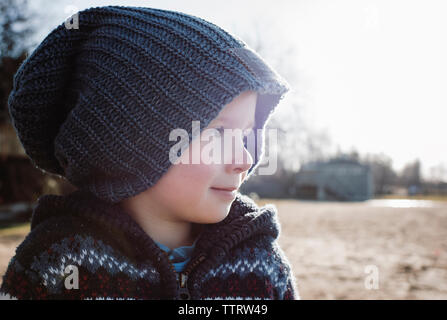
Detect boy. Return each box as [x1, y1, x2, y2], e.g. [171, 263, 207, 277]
[0, 5, 299, 300]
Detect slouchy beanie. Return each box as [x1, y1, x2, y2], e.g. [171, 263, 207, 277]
[8, 5, 290, 203]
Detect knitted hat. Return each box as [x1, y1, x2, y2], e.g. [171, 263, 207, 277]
[8, 5, 290, 203]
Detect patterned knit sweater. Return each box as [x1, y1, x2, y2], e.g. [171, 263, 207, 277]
[0, 190, 299, 300]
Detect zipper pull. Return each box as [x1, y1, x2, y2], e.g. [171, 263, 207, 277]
[177, 273, 191, 300]
[175, 253, 206, 300]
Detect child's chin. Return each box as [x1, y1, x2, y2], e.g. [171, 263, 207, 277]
[200, 208, 230, 224]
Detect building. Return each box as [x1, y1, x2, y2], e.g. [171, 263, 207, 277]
[293, 158, 374, 201]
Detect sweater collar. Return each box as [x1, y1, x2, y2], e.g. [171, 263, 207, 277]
[30, 189, 281, 259]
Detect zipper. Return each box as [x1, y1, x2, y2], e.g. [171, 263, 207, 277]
[176, 253, 206, 300]
[177, 273, 190, 300]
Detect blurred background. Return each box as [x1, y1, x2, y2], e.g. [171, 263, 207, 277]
[1, 0, 446, 299]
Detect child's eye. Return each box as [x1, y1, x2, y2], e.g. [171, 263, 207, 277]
[212, 126, 251, 148]
[214, 126, 252, 137]
[215, 126, 225, 135]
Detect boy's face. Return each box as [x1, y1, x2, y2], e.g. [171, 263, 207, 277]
[136, 90, 257, 225]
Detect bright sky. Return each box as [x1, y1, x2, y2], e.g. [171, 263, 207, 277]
[33, 0, 447, 179]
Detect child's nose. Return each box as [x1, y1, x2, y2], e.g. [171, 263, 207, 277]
[225, 136, 254, 174]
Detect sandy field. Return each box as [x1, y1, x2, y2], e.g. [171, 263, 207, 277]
[267, 199, 447, 299]
[1, 199, 447, 299]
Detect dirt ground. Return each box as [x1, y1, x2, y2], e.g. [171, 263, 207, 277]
[268, 199, 447, 300]
[0, 226, 29, 287]
[1, 199, 447, 299]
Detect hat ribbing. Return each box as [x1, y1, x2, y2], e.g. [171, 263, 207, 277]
[8, 5, 290, 203]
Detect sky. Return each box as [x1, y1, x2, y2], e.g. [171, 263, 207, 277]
[29, 0, 447, 180]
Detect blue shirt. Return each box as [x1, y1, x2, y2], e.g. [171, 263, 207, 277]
[154, 238, 198, 273]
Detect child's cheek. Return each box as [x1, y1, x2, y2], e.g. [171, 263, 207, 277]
[164, 161, 217, 198]
[167, 134, 223, 195]
[186, 162, 219, 190]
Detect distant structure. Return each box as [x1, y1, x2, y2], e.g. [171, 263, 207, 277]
[240, 171, 289, 199]
[293, 158, 374, 201]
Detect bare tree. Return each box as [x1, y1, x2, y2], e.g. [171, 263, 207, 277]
[232, 19, 332, 174]
[362, 153, 398, 195]
[399, 159, 422, 187]
[0, 0, 35, 58]
[0, 0, 36, 123]
[428, 163, 447, 183]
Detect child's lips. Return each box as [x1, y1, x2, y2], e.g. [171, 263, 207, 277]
[211, 186, 238, 192]
[210, 187, 237, 199]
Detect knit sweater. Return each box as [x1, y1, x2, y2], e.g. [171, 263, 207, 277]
[0, 190, 299, 300]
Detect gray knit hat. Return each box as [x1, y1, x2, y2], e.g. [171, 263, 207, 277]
[8, 5, 290, 203]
